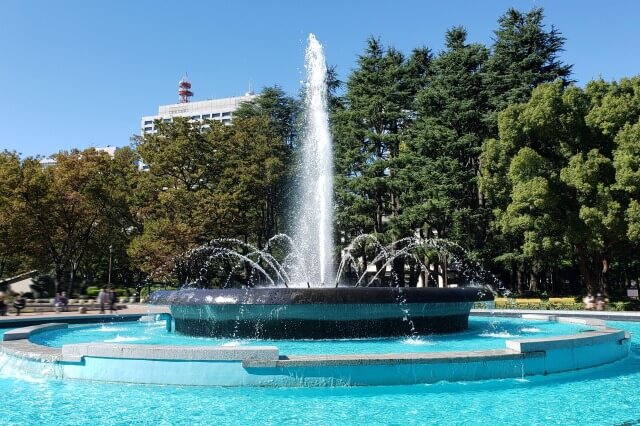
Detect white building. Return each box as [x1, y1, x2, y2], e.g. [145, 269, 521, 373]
[39, 146, 119, 168]
[140, 93, 257, 135]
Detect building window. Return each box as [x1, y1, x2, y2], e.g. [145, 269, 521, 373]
[144, 126, 153, 132]
[191, 115, 200, 120]
[144, 120, 153, 125]
[222, 119, 231, 124]
[202, 114, 210, 119]
[222, 112, 231, 117]
[163, 118, 171, 123]
[212, 113, 221, 118]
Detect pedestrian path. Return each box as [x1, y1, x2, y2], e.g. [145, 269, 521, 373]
[472, 308, 640, 322]
[0, 304, 169, 327]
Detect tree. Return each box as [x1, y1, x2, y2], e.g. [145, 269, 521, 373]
[484, 7, 573, 128]
[234, 86, 299, 235]
[131, 118, 230, 280]
[482, 79, 640, 295]
[217, 116, 289, 246]
[0, 151, 25, 278]
[9, 149, 133, 294]
[396, 28, 489, 286]
[131, 115, 289, 285]
[234, 86, 300, 148]
[405, 27, 489, 242]
[333, 37, 431, 285]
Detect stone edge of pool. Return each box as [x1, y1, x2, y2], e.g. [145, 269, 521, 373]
[0, 315, 631, 387]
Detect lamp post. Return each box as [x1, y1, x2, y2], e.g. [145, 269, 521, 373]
[108, 245, 113, 290]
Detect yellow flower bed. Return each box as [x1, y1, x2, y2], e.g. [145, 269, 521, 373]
[493, 297, 579, 310]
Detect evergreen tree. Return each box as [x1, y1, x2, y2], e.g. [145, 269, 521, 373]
[485, 7, 573, 131]
[400, 27, 489, 285]
[234, 86, 301, 148]
[333, 38, 431, 285]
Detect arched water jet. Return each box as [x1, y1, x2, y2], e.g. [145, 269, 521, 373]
[149, 34, 493, 338]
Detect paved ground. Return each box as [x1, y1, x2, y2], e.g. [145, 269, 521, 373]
[0, 303, 169, 327]
[472, 308, 640, 321]
[2, 304, 640, 325]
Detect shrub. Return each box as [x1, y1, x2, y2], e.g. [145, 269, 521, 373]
[140, 285, 169, 301]
[86, 286, 100, 297]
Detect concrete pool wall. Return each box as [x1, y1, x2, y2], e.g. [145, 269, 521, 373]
[0, 315, 630, 387]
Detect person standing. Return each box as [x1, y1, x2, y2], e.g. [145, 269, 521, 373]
[0, 295, 7, 316]
[97, 287, 107, 314]
[109, 288, 117, 313]
[60, 291, 69, 311]
[13, 293, 26, 316]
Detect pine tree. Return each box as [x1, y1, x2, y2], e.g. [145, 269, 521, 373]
[485, 7, 573, 131]
[333, 38, 431, 285]
[401, 27, 489, 285]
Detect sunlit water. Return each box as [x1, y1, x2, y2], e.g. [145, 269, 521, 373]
[29, 317, 587, 355]
[293, 33, 334, 286]
[2, 318, 639, 425]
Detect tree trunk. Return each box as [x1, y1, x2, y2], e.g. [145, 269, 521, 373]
[528, 271, 538, 292]
[517, 270, 525, 294]
[601, 258, 610, 298]
[55, 266, 65, 294]
[375, 191, 384, 234]
[392, 256, 405, 287]
[67, 264, 77, 296]
[575, 244, 599, 295]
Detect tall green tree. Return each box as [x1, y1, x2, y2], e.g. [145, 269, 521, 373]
[333, 38, 431, 285]
[397, 27, 489, 286]
[0, 151, 26, 278]
[482, 79, 640, 295]
[404, 27, 489, 242]
[131, 118, 231, 280]
[334, 38, 429, 236]
[234, 86, 300, 148]
[132, 115, 289, 284]
[234, 86, 299, 234]
[484, 7, 573, 128]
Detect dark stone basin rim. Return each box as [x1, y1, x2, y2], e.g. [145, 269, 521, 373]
[149, 287, 493, 305]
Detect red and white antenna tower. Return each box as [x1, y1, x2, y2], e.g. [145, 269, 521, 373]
[178, 73, 193, 103]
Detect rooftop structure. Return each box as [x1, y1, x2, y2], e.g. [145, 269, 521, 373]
[39, 146, 118, 168]
[140, 77, 256, 135]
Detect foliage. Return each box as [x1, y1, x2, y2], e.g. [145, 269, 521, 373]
[132, 114, 290, 284]
[5, 6, 640, 300]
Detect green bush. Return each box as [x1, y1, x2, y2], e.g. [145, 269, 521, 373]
[86, 286, 100, 297]
[140, 285, 169, 301]
[609, 301, 628, 311]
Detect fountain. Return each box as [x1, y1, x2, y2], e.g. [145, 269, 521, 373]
[0, 35, 631, 393]
[148, 34, 492, 338]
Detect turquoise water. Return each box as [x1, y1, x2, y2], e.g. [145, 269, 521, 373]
[30, 317, 589, 354]
[0, 318, 638, 425]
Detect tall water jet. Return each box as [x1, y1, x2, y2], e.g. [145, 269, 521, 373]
[293, 34, 334, 285]
[148, 34, 493, 339]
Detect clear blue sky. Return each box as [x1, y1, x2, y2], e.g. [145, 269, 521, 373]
[1, 0, 639, 157]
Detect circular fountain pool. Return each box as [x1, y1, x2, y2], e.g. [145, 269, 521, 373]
[30, 316, 591, 354]
[0, 314, 629, 387]
[0, 316, 637, 425]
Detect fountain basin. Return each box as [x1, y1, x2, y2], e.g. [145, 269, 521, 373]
[148, 287, 493, 338]
[0, 317, 629, 387]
